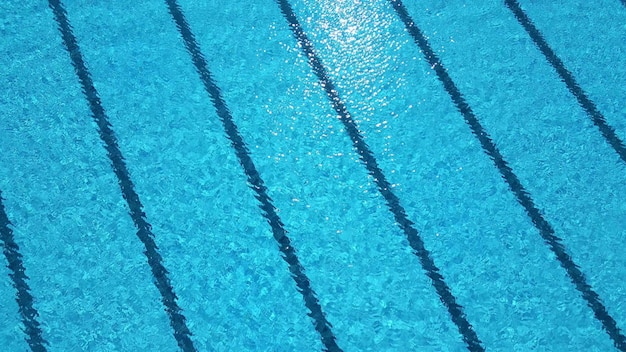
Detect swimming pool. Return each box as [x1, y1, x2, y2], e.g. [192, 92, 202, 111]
[1, 0, 625, 350]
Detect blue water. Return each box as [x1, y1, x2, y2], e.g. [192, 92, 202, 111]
[1, 0, 625, 351]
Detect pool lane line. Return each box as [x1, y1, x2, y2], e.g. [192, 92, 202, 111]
[163, 1, 341, 351]
[505, 0, 626, 166]
[388, 0, 626, 350]
[505, 1, 626, 348]
[46, 1, 197, 351]
[0, 192, 48, 352]
[275, 1, 485, 351]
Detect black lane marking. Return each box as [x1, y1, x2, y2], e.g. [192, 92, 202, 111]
[506, 0, 626, 165]
[389, 0, 626, 350]
[162, 1, 341, 351]
[274, 0, 485, 350]
[46, 1, 196, 350]
[505, 1, 626, 348]
[0, 192, 48, 351]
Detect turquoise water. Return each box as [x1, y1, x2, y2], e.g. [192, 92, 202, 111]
[1, 0, 625, 351]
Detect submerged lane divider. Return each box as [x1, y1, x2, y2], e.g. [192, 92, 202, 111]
[505, 0, 626, 348]
[388, 0, 626, 350]
[162, 1, 341, 351]
[275, 1, 485, 351]
[47, 1, 197, 351]
[505, 0, 626, 166]
[0, 192, 48, 351]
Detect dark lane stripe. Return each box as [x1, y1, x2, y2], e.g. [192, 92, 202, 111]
[46, 1, 196, 351]
[505, 0, 626, 165]
[0, 192, 48, 352]
[274, 1, 484, 350]
[163, 1, 341, 351]
[388, 0, 626, 350]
